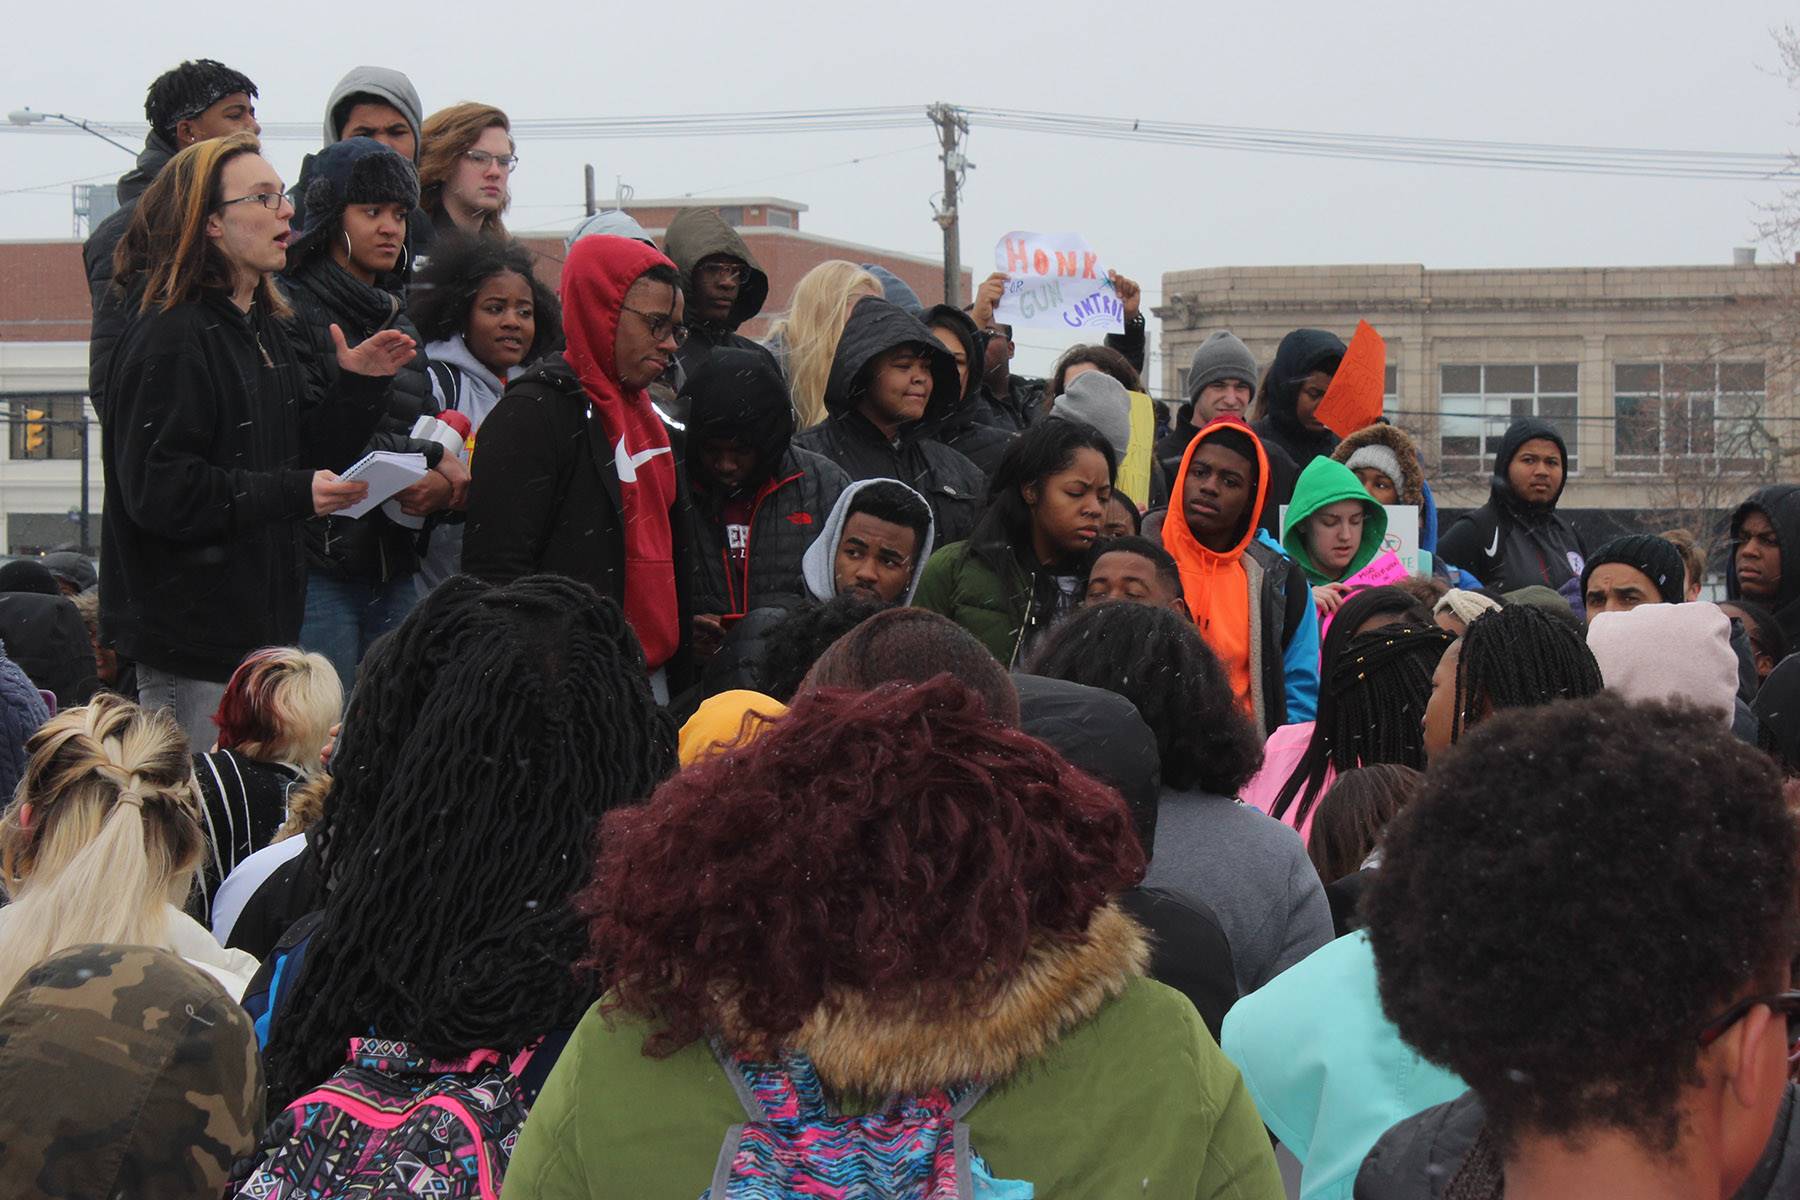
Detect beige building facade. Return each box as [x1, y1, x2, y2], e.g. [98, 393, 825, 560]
[1155, 261, 1800, 516]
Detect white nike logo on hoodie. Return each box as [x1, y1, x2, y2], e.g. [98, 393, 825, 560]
[614, 438, 671, 484]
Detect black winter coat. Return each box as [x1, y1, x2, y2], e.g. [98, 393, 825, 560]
[683, 347, 849, 615]
[1436, 417, 1587, 593]
[100, 291, 391, 682]
[920, 305, 1015, 480]
[793, 298, 986, 546]
[1729, 484, 1800, 645]
[281, 259, 441, 583]
[461, 353, 695, 686]
[82, 130, 176, 413]
[0, 593, 97, 709]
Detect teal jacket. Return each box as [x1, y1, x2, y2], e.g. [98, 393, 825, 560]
[1221, 932, 1466, 1200]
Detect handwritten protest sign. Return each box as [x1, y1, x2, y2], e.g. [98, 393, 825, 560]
[992, 232, 1124, 334]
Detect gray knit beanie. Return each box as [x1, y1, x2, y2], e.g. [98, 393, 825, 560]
[1187, 331, 1259, 401]
[1051, 372, 1131, 460]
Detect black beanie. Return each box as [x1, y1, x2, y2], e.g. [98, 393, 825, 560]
[1580, 534, 1686, 605]
[144, 60, 258, 141]
[288, 138, 421, 264]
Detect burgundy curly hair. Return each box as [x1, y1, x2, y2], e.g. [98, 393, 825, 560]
[581, 674, 1144, 1058]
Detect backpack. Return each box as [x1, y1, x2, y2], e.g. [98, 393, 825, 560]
[233, 1034, 564, 1200]
[702, 1044, 1031, 1199]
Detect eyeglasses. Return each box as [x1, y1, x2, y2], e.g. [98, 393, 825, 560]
[1698, 990, 1800, 1063]
[620, 304, 689, 346]
[463, 149, 520, 173]
[216, 191, 289, 213]
[697, 261, 748, 283]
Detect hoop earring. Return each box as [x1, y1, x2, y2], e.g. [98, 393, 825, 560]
[343, 230, 354, 262]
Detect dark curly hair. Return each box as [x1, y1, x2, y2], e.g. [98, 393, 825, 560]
[406, 233, 562, 362]
[581, 674, 1144, 1057]
[1452, 605, 1603, 743]
[263, 574, 677, 1108]
[754, 591, 888, 703]
[1026, 601, 1263, 796]
[1366, 693, 1799, 1152]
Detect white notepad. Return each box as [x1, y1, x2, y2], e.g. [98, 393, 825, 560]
[336, 451, 429, 519]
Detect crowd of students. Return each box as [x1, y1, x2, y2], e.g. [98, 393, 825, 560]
[0, 55, 1795, 1200]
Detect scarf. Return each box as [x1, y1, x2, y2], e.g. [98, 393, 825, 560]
[560, 235, 681, 671]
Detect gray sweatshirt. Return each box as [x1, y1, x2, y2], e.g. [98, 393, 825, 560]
[1144, 786, 1335, 993]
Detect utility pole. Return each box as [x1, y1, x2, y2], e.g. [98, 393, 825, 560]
[928, 103, 971, 307]
[583, 164, 597, 217]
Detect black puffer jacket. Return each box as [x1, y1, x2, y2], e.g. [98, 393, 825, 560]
[281, 259, 441, 583]
[1436, 417, 1587, 593]
[82, 130, 177, 413]
[922, 305, 1015, 480]
[683, 347, 849, 615]
[793, 298, 986, 546]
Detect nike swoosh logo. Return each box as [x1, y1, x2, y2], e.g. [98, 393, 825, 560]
[1485, 527, 1501, 558]
[614, 438, 671, 484]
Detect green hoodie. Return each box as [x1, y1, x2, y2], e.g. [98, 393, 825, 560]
[1282, 457, 1388, 586]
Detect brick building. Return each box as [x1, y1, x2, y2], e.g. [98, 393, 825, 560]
[0, 195, 964, 555]
[1156, 259, 1800, 548]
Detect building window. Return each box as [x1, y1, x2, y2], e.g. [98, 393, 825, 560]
[767, 208, 793, 228]
[715, 205, 744, 226]
[7, 394, 87, 461]
[1613, 361, 1769, 474]
[1384, 363, 1398, 401]
[1439, 364, 1578, 474]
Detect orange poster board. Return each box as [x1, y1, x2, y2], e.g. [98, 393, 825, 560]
[1315, 320, 1386, 439]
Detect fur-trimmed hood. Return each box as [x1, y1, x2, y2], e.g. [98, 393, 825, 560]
[717, 902, 1149, 1095]
[1331, 421, 1424, 508]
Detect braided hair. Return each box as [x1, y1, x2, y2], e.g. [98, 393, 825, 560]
[1271, 623, 1453, 824]
[1451, 604, 1603, 743]
[263, 575, 677, 1108]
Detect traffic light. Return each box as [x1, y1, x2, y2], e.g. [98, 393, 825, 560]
[23, 408, 46, 456]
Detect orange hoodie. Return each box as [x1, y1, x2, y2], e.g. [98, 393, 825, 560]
[1161, 420, 1271, 719]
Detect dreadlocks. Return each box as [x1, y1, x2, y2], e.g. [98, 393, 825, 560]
[1271, 623, 1453, 824]
[263, 574, 677, 1108]
[1451, 604, 1603, 743]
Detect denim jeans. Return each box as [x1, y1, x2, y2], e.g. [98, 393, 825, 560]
[300, 573, 420, 695]
[137, 665, 229, 753]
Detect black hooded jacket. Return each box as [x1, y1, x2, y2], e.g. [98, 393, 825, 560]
[1436, 417, 1587, 593]
[922, 305, 1015, 479]
[1252, 328, 1345, 466]
[659, 209, 771, 414]
[1014, 673, 1238, 1040]
[281, 258, 441, 583]
[83, 129, 177, 412]
[793, 298, 986, 546]
[683, 347, 849, 615]
[1728, 485, 1800, 645]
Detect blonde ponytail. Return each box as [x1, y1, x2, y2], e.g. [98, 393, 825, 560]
[0, 697, 203, 999]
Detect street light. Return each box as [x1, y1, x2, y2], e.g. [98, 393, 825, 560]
[7, 109, 135, 154]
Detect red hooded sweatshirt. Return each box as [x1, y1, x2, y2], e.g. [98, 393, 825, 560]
[1161, 418, 1272, 720]
[560, 235, 681, 671]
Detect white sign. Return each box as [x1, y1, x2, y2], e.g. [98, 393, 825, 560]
[1276, 504, 1422, 575]
[991, 231, 1125, 334]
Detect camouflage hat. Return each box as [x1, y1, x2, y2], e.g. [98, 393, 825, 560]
[0, 944, 264, 1199]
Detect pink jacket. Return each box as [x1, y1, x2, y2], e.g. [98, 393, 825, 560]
[1239, 722, 1328, 844]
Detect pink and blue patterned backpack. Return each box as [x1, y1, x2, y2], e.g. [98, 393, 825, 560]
[702, 1044, 1033, 1199]
[233, 1035, 558, 1200]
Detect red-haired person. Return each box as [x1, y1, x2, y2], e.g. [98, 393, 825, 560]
[505, 674, 1281, 1198]
[191, 647, 340, 925]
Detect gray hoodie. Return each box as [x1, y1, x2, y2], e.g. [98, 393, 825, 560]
[801, 478, 936, 605]
[323, 66, 424, 158]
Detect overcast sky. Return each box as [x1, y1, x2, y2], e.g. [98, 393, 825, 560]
[2, 0, 1796, 376]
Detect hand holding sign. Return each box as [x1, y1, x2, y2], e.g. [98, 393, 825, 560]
[1315, 320, 1387, 439]
[991, 232, 1126, 334]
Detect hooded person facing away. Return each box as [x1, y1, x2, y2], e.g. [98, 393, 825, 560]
[682, 346, 849, 652]
[0, 944, 264, 1200]
[794, 296, 987, 546]
[1436, 416, 1587, 594]
[288, 67, 432, 270]
[462, 235, 694, 697]
[1728, 484, 1800, 646]
[658, 208, 770, 411]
